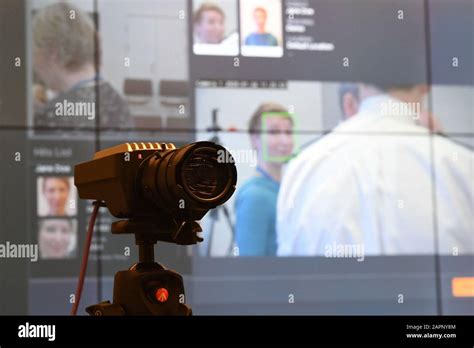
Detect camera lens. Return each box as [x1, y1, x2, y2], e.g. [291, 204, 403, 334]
[181, 147, 229, 201]
[140, 142, 237, 214]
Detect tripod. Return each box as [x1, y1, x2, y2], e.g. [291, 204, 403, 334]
[205, 109, 236, 257]
[85, 218, 200, 316]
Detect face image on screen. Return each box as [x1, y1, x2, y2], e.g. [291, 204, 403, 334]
[193, 0, 239, 56]
[240, 0, 283, 57]
[37, 176, 77, 217]
[38, 218, 77, 260]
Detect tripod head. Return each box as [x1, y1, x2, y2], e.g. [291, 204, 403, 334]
[85, 216, 199, 316]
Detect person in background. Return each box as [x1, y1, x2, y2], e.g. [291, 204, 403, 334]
[193, 3, 226, 44]
[39, 219, 76, 259]
[42, 177, 71, 216]
[235, 103, 294, 256]
[32, 3, 131, 130]
[245, 7, 278, 46]
[338, 83, 361, 119]
[277, 84, 473, 256]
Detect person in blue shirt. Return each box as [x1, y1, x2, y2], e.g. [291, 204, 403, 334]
[245, 7, 278, 46]
[235, 103, 294, 256]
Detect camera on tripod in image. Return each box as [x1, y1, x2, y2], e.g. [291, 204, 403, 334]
[74, 141, 237, 315]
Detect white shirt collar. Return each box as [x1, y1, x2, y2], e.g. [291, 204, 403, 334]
[365, 94, 420, 121]
[353, 94, 420, 126]
[359, 94, 395, 113]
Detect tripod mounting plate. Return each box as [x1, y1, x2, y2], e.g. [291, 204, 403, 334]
[111, 218, 203, 245]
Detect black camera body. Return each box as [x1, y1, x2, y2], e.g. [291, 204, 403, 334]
[75, 141, 237, 245]
[75, 142, 163, 218]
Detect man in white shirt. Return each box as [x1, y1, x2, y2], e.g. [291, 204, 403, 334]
[277, 84, 473, 256]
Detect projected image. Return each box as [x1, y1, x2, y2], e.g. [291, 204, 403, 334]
[240, 0, 283, 57]
[37, 176, 77, 217]
[2, 0, 471, 318]
[193, 0, 239, 56]
[195, 81, 474, 258]
[38, 218, 77, 260]
[195, 81, 322, 257]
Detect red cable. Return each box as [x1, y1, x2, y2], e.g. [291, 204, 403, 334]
[71, 201, 102, 315]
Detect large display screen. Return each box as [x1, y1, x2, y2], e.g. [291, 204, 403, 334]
[0, 0, 472, 316]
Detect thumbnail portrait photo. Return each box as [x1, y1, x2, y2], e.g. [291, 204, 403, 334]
[38, 218, 77, 260]
[37, 176, 77, 217]
[240, 0, 283, 57]
[193, 0, 239, 56]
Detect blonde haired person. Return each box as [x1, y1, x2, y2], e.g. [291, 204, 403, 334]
[234, 103, 294, 256]
[33, 2, 131, 130]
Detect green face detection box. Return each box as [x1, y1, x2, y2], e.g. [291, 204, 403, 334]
[261, 111, 299, 163]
